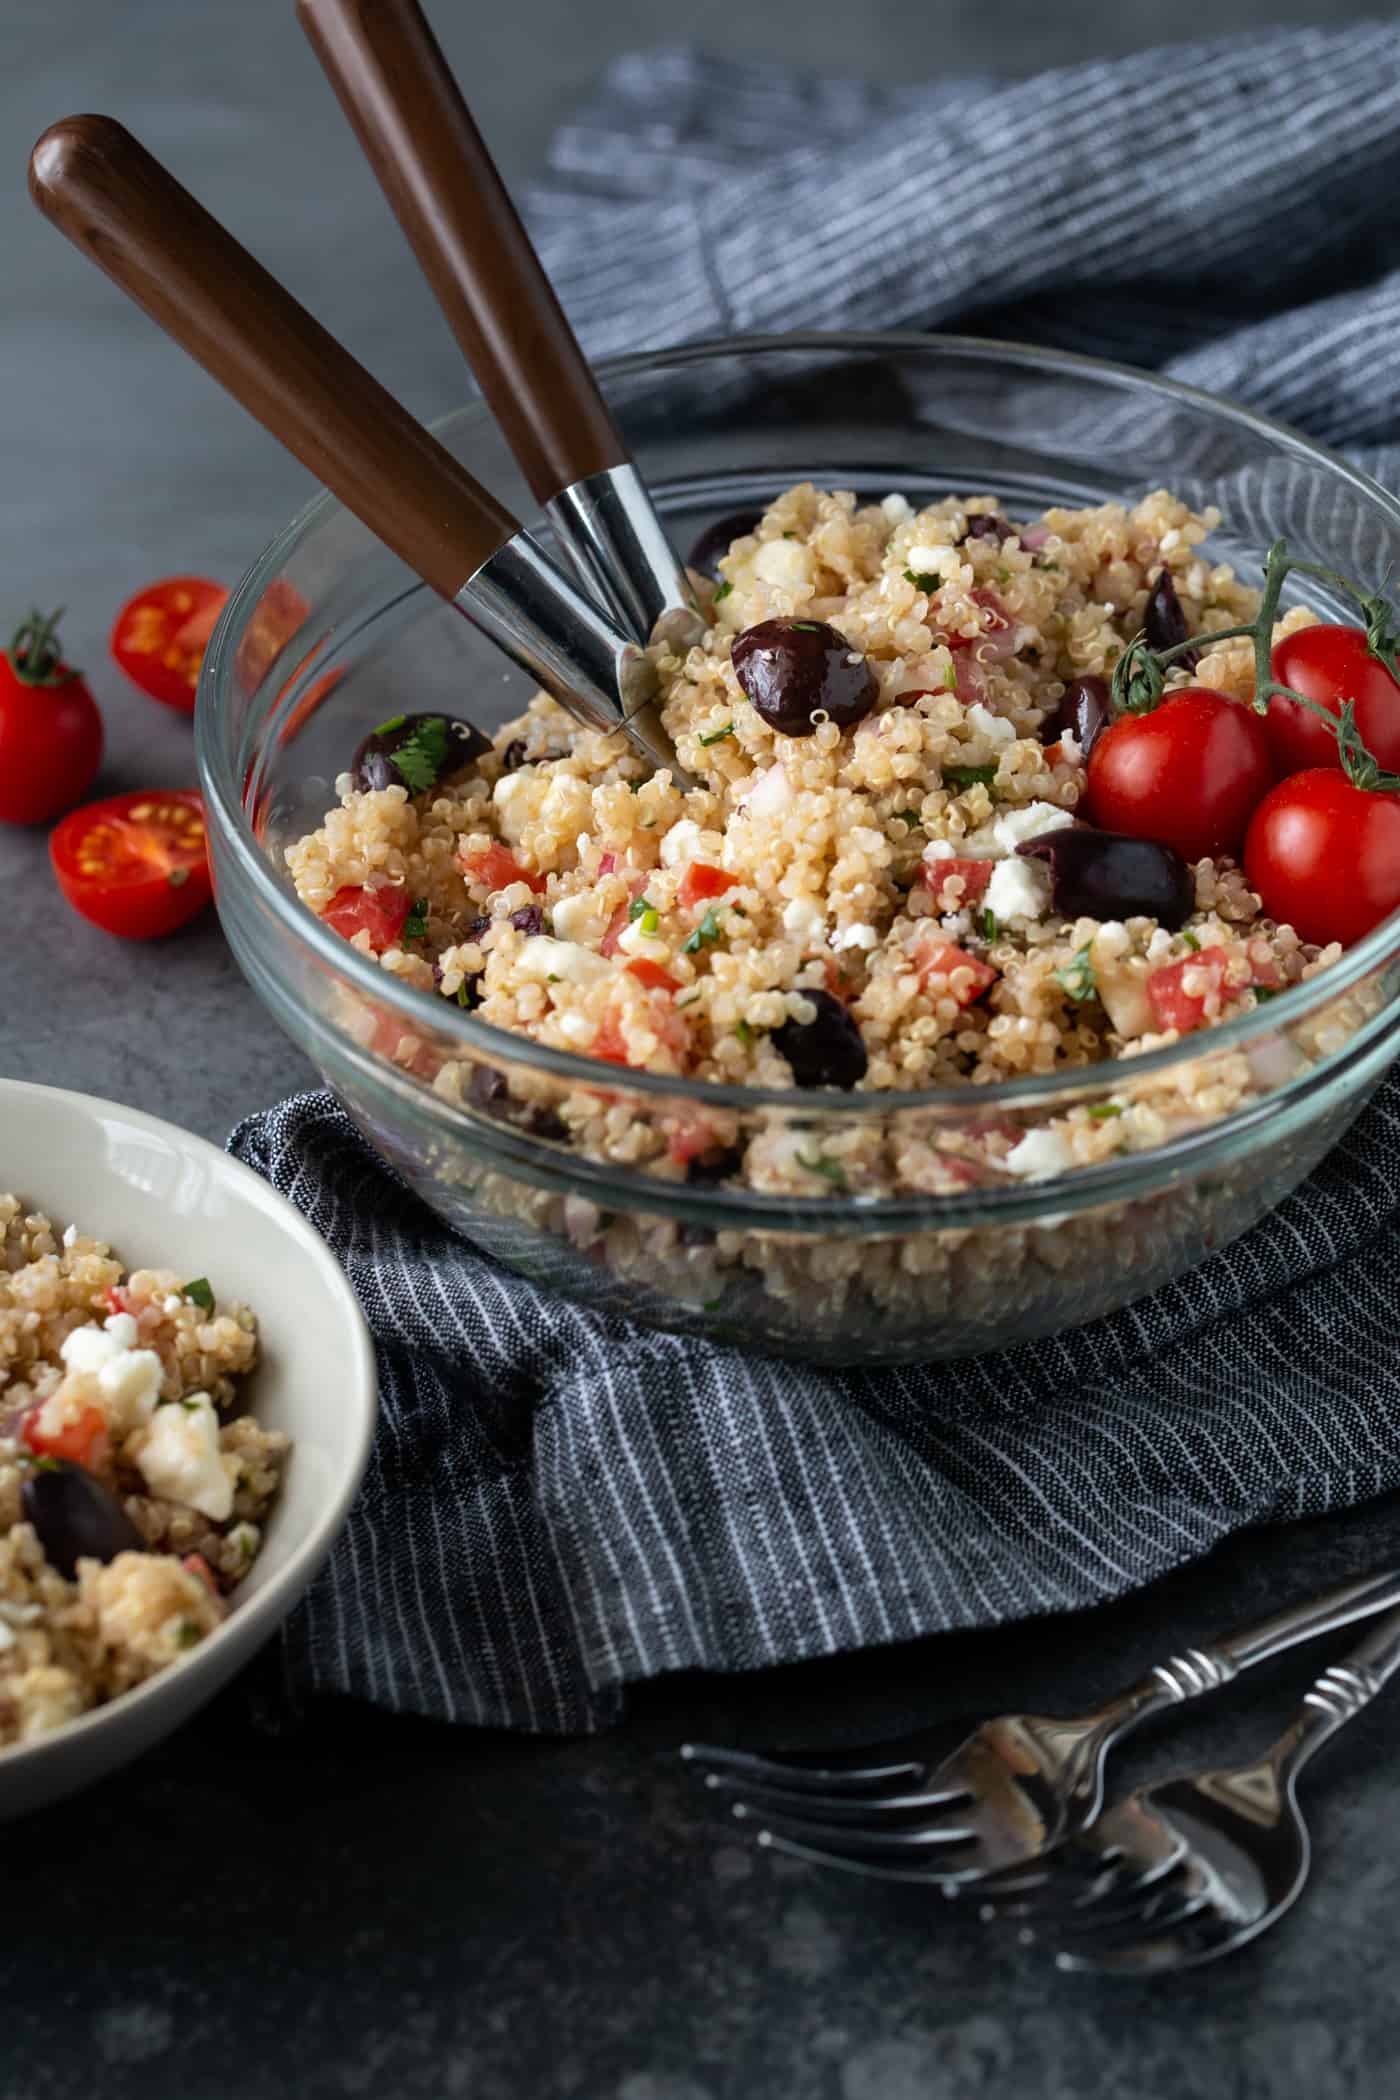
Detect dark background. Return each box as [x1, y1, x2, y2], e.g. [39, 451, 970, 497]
[5, 3, 1400, 2095]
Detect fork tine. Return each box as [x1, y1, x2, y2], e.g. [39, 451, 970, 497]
[974, 1844, 1185, 1922]
[705, 1775, 969, 1825]
[680, 1742, 925, 1795]
[737, 1802, 975, 1855]
[1048, 1887, 1214, 1961]
[1057, 1912, 1237, 1975]
[756, 1828, 976, 1888]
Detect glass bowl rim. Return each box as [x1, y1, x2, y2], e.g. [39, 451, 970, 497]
[197, 327, 1400, 1121]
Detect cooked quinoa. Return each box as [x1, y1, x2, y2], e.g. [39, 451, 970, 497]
[289, 487, 1356, 1194]
[0, 1197, 287, 1749]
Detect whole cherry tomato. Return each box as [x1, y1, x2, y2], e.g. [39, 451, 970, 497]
[1267, 625, 1400, 777]
[1085, 688, 1273, 863]
[1244, 768, 1400, 947]
[0, 608, 103, 825]
[110, 576, 228, 713]
[50, 788, 213, 940]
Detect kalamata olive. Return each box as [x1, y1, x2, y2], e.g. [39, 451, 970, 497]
[1143, 570, 1198, 670]
[732, 620, 880, 738]
[687, 509, 764, 580]
[22, 1461, 144, 1580]
[509, 905, 545, 935]
[773, 989, 869, 1088]
[351, 712, 491, 795]
[468, 1065, 567, 1141]
[1043, 674, 1111, 758]
[685, 1145, 743, 1186]
[500, 739, 529, 773]
[1017, 828, 1194, 929]
[963, 513, 1013, 545]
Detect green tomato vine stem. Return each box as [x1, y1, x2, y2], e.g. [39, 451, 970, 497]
[1108, 539, 1400, 794]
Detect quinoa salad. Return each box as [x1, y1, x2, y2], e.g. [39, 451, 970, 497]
[0, 1198, 287, 1748]
[288, 486, 1369, 1195]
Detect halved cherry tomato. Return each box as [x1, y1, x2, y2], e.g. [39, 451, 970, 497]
[914, 939, 998, 1006]
[625, 958, 680, 992]
[110, 577, 229, 714]
[23, 1401, 109, 1469]
[459, 842, 546, 895]
[1244, 769, 1400, 948]
[1267, 625, 1400, 778]
[321, 882, 413, 953]
[0, 608, 104, 825]
[234, 577, 310, 695]
[49, 789, 213, 940]
[920, 854, 994, 907]
[1146, 946, 1230, 1034]
[1086, 688, 1273, 863]
[677, 862, 736, 910]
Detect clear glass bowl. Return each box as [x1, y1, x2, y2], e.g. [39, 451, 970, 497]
[197, 334, 1400, 1364]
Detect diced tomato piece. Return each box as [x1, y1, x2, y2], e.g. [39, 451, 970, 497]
[459, 842, 546, 895]
[105, 1285, 129, 1316]
[915, 939, 999, 1007]
[181, 1552, 220, 1595]
[598, 852, 618, 876]
[625, 958, 679, 992]
[1250, 952, 1283, 990]
[920, 854, 994, 907]
[1146, 946, 1230, 1034]
[600, 902, 631, 957]
[821, 958, 852, 1004]
[23, 1402, 109, 1469]
[320, 882, 413, 952]
[667, 1118, 718, 1165]
[1042, 741, 1064, 766]
[592, 1011, 633, 1065]
[678, 862, 736, 910]
[368, 1007, 441, 1081]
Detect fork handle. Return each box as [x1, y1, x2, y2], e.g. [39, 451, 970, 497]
[1273, 1600, 1400, 1784]
[1101, 1564, 1400, 1740]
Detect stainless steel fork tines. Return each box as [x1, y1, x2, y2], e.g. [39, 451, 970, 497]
[682, 1566, 1400, 1887]
[979, 1607, 1400, 1973]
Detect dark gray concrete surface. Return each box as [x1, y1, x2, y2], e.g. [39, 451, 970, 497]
[5, 2, 1400, 2094]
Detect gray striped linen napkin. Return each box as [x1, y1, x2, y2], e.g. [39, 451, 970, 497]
[232, 27, 1400, 1731]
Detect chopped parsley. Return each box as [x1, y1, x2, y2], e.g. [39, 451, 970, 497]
[456, 980, 476, 1008]
[713, 579, 733, 602]
[791, 621, 822, 633]
[698, 722, 735, 747]
[981, 907, 998, 942]
[995, 566, 1011, 584]
[628, 896, 656, 921]
[401, 897, 430, 942]
[1254, 985, 1280, 1003]
[945, 658, 959, 693]
[1181, 930, 1202, 952]
[889, 809, 924, 830]
[782, 531, 797, 540]
[372, 712, 406, 736]
[796, 1149, 849, 1188]
[176, 1618, 202, 1649]
[904, 568, 943, 593]
[683, 908, 724, 954]
[182, 1278, 215, 1313]
[1087, 1101, 1124, 1120]
[391, 714, 451, 793]
[943, 763, 997, 791]
[1055, 942, 1098, 1004]
[735, 1020, 754, 1045]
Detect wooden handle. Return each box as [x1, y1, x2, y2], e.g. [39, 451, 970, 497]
[297, 0, 626, 505]
[29, 115, 516, 598]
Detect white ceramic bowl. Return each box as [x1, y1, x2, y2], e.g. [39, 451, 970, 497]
[0, 1080, 376, 1817]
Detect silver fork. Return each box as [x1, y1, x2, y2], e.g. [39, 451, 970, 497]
[975, 1597, 1400, 1972]
[682, 1567, 1400, 1886]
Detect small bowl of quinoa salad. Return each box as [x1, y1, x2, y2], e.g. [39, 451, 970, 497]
[201, 337, 1400, 1361]
[0, 1079, 374, 1817]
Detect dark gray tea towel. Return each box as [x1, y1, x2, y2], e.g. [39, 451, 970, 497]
[233, 27, 1400, 1731]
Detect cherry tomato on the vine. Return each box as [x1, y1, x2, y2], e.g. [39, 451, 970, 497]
[110, 577, 228, 713]
[50, 789, 213, 940]
[1244, 769, 1400, 948]
[1267, 625, 1400, 778]
[0, 608, 103, 825]
[1085, 687, 1273, 864]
